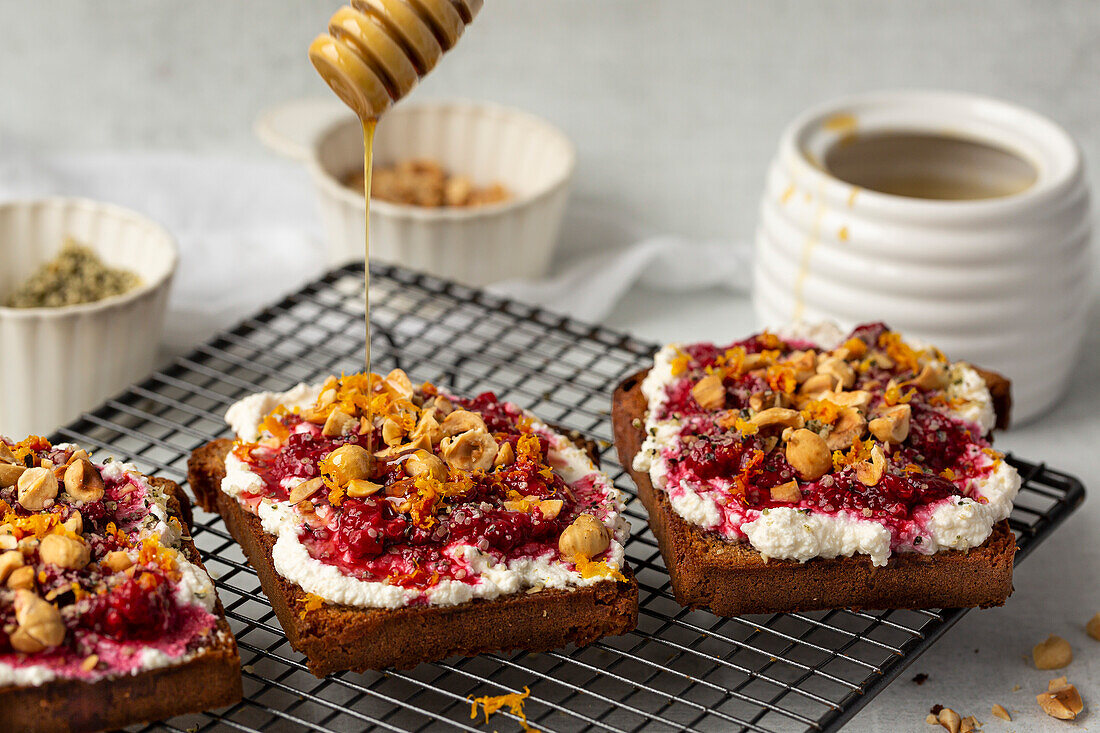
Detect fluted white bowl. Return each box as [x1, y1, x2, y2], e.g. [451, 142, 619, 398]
[257, 99, 575, 286]
[754, 91, 1093, 424]
[0, 198, 177, 438]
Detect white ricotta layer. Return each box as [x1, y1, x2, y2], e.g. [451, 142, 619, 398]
[221, 387, 629, 610]
[634, 334, 1018, 567]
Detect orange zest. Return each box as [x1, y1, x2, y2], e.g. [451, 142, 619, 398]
[573, 555, 627, 582]
[299, 592, 325, 619]
[469, 686, 539, 732]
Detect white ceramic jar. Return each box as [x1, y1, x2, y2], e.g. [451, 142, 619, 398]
[754, 90, 1092, 424]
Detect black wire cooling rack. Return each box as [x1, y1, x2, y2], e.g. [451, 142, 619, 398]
[50, 263, 1085, 733]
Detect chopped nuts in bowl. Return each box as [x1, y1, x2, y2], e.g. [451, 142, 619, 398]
[0, 198, 178, 437]
[257, 99, 575, 286]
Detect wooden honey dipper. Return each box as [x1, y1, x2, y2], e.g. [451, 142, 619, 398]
[309, 0, 484, 120]
[309, 0, 483, 451]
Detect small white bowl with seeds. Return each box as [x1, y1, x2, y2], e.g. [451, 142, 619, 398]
[0, 198, 178, 437]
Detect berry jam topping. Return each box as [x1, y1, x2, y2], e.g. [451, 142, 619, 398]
[0, 437, 218, 681]
[646, 323, 1004, 544]
[231, 371, 624, 600]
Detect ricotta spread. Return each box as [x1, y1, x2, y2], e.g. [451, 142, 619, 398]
[632, 322, 1019, 567]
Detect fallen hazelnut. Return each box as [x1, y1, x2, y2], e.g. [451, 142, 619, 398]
[1086, 612, 1100, 641]
[1033, 634, 1072, 669]
[559, 514, 610, 559]
[404, 450, 448, 482]
[346, 479, 383, 498]
[869, 404, 911, 444]
[17, 467, 58, 511]
[440, 410, 488, 438]
[323, 444, 375, 485]
[785, 430, 831, 481]
[959, 716, 978, 733]
[0, 550, 24, 584]
[990, 704, 1010, 721]
[769, 480, 802, 504]
[103, 550, 133, 573]
[1037, 679, 1083, 720]
[39, 534, 91, 570]
[7, 565, 35, 590]
[691, 373, 726, 411]
[287, 477, 324, 504]
[825, 407, 867, 451]
[322, 409, 358, 438]
[493, 442, 515, 467]
[10, 590, 65, 653]
[440, 430, 498, 472]
[936, 707, 961, 733]
[855, 444, 886, 487]
[0, 462, 25, 488]
[751, 407, 804, 431]
[63, 459, 105, 503]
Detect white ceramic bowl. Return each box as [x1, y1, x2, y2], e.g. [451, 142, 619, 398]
[754, 90, 1092, 425]
[0, 198, 177, 438]
[256, 99, 575, 286]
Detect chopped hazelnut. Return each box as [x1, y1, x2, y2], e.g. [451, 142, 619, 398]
[822, 389, 872, 412]
[381, 418, 405, 446]
[404, 450, 448, 482]
[854, 444, 886, 487]
[1037, 679, 1083, 720]
[869, 404, 911, 444]
[799, 373, 838, 397]
[63, 459, 105, 502]
[751, 407, 804, 431]
[17, 467, 58, 511]
[959, 716, 977, 733]
[384, 368, 414, 398]
[1032, 634, 1072, 669]
[691, 374, 726, 410]
[7, 565, 35, 590]
[440, 430, 498, 471]
[1086, 612, 1100, 641]
[912, 362, 949, 391]
[936, 707, 961, 733]
[825, 407, 867, 451]
[785, 430, 831, 481]
[322, 409, 358, 438]
[817, 357, 856, 389]
[10, 590, 65, 653]
[62, 511, 83, 536]
[345, 479, 383, 498]
[537, 500, 564, 521]
[440, 410, 488, 438]
[39, 534, 90, 570]
[81, 654, 99, 672]
[769, 480, 802, 503]
[990, 704, 1010, 721]
[103, 550, 133, 573]
[0, 462, 25, 488]
[493, 442, 515, 468]
[323, 444, 374, 485]
[558, 514, 610, 559]
[0, 550, 24, 584]
[288, 477, 324, 504]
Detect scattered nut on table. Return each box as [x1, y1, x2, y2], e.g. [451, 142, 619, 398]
[1032, 634, 1072, 669]
[1036, 677, 1083, 720]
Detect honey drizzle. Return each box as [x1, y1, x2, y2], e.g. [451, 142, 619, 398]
[363, 117, 377, 455]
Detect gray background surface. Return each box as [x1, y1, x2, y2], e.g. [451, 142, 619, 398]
[1, 2, 1097, 730]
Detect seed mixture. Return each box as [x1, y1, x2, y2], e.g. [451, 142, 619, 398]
[345, 159, 511, 208]
[5, 238, 141, 308]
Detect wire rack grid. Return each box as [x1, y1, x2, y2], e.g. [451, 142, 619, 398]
[49, 263, 1085, 733]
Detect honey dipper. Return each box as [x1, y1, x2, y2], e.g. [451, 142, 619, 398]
[309, 0, 484, 120]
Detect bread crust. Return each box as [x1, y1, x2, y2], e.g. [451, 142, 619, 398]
[0, 477, 242, 732]
[612, 369, 1016, 615]
[188, 441, 638, 676]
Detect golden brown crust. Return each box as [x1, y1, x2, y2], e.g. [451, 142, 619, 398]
[188, 441, 637, 676]
[611, 369, 1016, 615]
[0, 477, 242, 733]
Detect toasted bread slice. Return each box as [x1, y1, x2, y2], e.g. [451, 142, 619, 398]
[612, 370, 1016, 615]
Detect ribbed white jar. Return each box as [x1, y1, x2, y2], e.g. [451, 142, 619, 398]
[0, 199, 177, 438]
[754, 91, 1092, 424]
